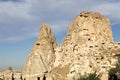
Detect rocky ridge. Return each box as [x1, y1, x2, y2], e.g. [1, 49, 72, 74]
[22, 11, 120, 80]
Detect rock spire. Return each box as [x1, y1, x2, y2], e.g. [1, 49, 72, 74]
[22, 24, 57, 80]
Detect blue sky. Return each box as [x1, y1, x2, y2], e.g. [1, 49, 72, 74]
[0, 0, 120, 70]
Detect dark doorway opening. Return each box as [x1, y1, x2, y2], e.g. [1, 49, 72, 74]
[43, 75, 46, 80]
[37, 77, 40, 80]
[12, 74, 14, 80]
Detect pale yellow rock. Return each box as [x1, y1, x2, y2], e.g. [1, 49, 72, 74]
[21, 11, 120, 80]
[0, 67, 22, 80]
[63, 12, 113, 46]
[22, 24, 57, 80]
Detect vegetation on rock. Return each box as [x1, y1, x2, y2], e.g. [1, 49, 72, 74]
[75, 72, 100, 80]
[108, 63, 120, 80]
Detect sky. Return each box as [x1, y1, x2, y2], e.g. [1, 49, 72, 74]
[0, 0, 120, 70]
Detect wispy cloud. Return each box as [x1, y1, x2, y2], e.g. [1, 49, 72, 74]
[0, 0, 120, 42]
[0, 0, 21, 2]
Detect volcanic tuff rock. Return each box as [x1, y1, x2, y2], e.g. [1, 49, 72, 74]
[0, 67, 22, 80]
[63, 12, 113, 46]
[0, 69, 13, 80]
[22, 12, 120, 80]
[22, 24, 57, 80]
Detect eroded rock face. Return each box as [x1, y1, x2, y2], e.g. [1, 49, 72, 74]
[0, 67, 22, 80]
[22, 24, 57, 80]
[22, 12, 120, 80]
[63, 12, 113, 46]
[0, 69, 13, 80]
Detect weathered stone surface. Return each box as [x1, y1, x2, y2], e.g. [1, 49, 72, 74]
[0, 67, 22, 80]
[22, 24, 57, 80]
[0, 69, 13, 80]
[22, 11, 120, 80]
[62, 11, 113, 46]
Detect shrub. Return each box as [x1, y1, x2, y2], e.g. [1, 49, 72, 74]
[86, 73, 100, 80]
[108, 63, 120, 80]
[77, 72, 100, 80]
[77, 75, 87, 80]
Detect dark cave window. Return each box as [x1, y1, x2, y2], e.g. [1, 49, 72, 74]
[88, 38, 91, 41]
[36, 43, 40, 45]
[80, 15, 83, 17]
[101, 57, 104, 59]
[96, 58, 99, 60]
[89, 65, 92, 68]
[89, 46, 93, 48]
[118, 43, 120, 45]
[83, 28, 88, 30]
[102, 66, 106, 68]
[84, 15, 88, 18]
[102, 43, 105, 45]
[95, 17, 98, 19]
[97, 62, 100, 63]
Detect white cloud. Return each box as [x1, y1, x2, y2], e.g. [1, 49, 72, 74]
[0, 0, 120, 42]
[0, 2, 32, 19]
[90, 2, 120, 24]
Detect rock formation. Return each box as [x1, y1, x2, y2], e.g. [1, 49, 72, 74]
[63, 12, 113, 46]
[22, 24, 57, 80]
[22, 11, 120, 80]
[0, 67, 22, 80]
[0, 69, 13, 80]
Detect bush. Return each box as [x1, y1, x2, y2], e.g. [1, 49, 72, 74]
[108, 63, 120, 80]
[86, 73, 100, 80]
[77, 75, 87, 80]
[77, 72, 100, 80]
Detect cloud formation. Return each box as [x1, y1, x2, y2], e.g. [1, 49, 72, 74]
[0, 0, 120, 42]
[0, 0, 20, 2]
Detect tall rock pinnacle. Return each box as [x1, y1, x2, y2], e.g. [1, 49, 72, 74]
[38, 24, 57, 48]
[22, 24, 57, 80]
[35, 24, 57, 68]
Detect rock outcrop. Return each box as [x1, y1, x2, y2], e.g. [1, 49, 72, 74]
[22, 11, 120, 80]
[0, 67, 22, 80]
[0, 69, 13, 80]
[22, 24, 57, 80]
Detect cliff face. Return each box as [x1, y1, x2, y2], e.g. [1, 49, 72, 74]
[22, 12, 120, 80]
